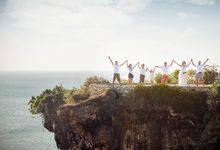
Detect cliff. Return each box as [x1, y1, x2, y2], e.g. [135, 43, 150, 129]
[40, 85, 220, 150]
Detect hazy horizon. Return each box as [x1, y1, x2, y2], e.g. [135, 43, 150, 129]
[1, 0, 220, 71]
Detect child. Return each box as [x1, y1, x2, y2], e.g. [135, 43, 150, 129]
[147, 66, 157, 85]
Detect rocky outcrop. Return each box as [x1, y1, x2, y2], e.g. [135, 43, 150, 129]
[42, 85, 220, 150]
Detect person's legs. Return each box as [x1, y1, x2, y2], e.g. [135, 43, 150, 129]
[139, 75, 145, 83]
[116, 74, 121, 86]
[113, 74, 117, 87]
[142, 75, 145, 83]
[161, 75, 164, 83]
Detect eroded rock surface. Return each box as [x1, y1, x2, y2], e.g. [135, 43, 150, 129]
[42, 86, 220, 150]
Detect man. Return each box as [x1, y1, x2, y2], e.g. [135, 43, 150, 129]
[108, 56, 127, 86]
[156, 60, 174, 84]
[137, 62, 147, 83]
[192, 58, 209, 87]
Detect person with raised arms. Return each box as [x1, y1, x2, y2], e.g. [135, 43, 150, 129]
[173, 60, 192, 87]
[137, 62, 147, 83]
[126, 61, 138, 85]
[108, 56, 127, 87]
[191, 58, 209, 87]
[147, 66, 157, 85]
[156, 61, 174, 84]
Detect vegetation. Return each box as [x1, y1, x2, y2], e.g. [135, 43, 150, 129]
[204, 69, 218, 84]
[154, 73, 162, 84]
[28, 76, 110, 115]
[169, 69, 179, 84]
[134, 84, 207, 114]
[28, 85, 65, 115]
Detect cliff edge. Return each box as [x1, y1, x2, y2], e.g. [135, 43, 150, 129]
[35, 85, 220, 150]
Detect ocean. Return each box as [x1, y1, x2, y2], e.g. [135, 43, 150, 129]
[0, 70, 151, 150]
[0, 71, 113, 150]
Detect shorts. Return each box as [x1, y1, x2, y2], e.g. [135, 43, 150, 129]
[128, 73, 134, 79]
[161, 74, 169, 82]
[139, 75, 145, 83]
[196, 72, 203, 80]
[113, 73, 120, 82]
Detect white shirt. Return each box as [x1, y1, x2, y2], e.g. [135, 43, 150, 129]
[195, 65, 204, 73]
[180, 66, 187, 73]
[128, 67, 133, 74]
[113, 64, 120, 74]
[150, 72, 154, 80]
[140, 68, 146, 75]
[161, 66, 170, 75]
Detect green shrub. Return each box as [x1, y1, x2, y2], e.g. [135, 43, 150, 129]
[154, 73, 162, 84]
[28, 85, 65, 115]
[83, 76, 110, 87]
[169, 69, 180, 84]
[28, 76, 110, 111]
[134, 84, 207, 114]
[204, 69, 218, 84]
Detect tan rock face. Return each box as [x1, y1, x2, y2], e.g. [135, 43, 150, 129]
[42, 87, 220, 150]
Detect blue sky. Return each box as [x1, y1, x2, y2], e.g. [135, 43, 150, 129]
[0, 0, 219, 71]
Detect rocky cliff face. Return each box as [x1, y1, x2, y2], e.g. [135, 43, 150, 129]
[42, 85, 220, 150]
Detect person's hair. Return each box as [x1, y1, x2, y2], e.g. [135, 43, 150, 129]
[182, 61, 186, 66]
[128, 64, 132, 68]
[164, 62, 167, 66]
[198, 61, 201, 65]
[141, 64, 145, 67]
[115, 61, 118, 65]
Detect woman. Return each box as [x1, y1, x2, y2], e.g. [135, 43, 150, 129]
[174, 60, 192, 87]
[126, 61, 138, 84]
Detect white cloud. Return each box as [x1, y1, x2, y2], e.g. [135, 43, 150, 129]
[117, 0, 152, 13]
[188, 0, 215, 5]
[0, 0, 219, 71]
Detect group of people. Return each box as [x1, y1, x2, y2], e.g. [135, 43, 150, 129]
[108, 56, 210, 87]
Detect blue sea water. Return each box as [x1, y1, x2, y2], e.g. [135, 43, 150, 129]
[0, 71, 112, 150]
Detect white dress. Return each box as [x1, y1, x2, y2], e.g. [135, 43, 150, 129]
[178, 66, 188, 86]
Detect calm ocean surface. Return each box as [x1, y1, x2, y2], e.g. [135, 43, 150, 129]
[0, 71, 113, 150]
[0, 70, 150, 150]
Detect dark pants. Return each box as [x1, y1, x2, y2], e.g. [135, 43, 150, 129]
[113, 73, 120, 82]
[139, 75, 145, 83]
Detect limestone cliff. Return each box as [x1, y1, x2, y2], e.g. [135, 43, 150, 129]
[42, 85, 220, 150]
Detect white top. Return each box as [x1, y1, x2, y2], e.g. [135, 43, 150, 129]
[150, 72, 154, 80]
[128, 67, 133, 75]
[180, 66, 187, 73]
[140, 68, 145, 75]
[195, 65, 204, 73]
[113, 64, 120, 74]
[161, 66, 170, 75]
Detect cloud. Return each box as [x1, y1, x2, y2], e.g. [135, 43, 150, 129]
[117, 0, 152, 13]
[188, 0, 215, 5]
[0, 0, 219, 71]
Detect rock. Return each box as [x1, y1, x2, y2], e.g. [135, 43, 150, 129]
[41, 86, 220, 150]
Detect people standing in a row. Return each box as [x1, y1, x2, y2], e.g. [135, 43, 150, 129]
[108, 56, 211, 87]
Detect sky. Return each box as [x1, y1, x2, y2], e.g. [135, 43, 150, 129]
[0, 0, 220, 71]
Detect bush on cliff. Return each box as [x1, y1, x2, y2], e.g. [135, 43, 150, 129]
[204, 69, 218, 84]
[65, 76, 110, 103]
[28, 76, 110, 109]
[28, 85, 65, 115]
[134, 84, 207, 114]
